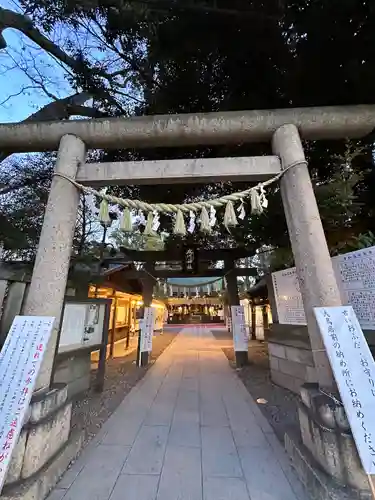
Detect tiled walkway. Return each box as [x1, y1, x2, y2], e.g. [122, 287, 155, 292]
[48, 328, 309, 500]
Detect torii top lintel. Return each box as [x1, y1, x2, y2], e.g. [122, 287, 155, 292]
[0, 104, 375, 153]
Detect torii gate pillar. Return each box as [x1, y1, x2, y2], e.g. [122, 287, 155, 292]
[272, 124, 342, 393]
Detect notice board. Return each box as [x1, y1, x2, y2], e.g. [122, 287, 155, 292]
[272, 246, 375, 329]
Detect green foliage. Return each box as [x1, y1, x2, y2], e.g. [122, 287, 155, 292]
[111, 228, 166, 251]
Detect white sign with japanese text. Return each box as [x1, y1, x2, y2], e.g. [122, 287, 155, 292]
[231, 306, 248, 352]
[0, 316, 55, 491]
[272, 246, 375, 329]
[314, 306, 375, 474]
[140, 307, 155, 353]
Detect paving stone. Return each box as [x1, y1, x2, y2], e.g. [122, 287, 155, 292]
[200, 400, 229, 427]
[144, 400, 176, 426]
[156, 446, 202, 500]
[63, 445, 131, 500]
[110, 475, 159, 500]
[169, 421, 201, 448]
[239, 446, 299, 500]
[122, 425, 169, 475]
[48, 328, 308, 500]
[101, 417, 142, 446]
[46, 489, 67, 500]
[203, 477, 250, 500]
[201, 426, 242, 478]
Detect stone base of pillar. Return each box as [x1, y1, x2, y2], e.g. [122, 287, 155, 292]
[235, 350, 248, 368]
[2, 384, 82, 500]
[284, 432, 371, 500]
[295, 383, 370, 495]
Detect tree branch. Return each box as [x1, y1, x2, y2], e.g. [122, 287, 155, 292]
[0, 7, 127, 111]
[0, 8, 81, 71]
[0, 91, 107, 164]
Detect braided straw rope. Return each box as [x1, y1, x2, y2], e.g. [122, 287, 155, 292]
[167, 276, 225, 288]
[54, 159, 306, 214]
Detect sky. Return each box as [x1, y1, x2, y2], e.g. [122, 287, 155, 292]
[0, 0, 73, 123]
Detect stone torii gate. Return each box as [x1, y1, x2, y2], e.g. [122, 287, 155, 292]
[2, 104, 375, 497]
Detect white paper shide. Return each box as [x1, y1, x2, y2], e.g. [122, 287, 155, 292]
[231, 305, 248, 351]
[0, 316, 55, 490]
[314, 306, 375, 474]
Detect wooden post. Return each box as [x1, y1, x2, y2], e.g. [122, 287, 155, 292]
[251, 304, 256, 340]
[137, 267, 154, 367]
[225, 258, 248, 367]
[109, 293, 117, 358]
[126, 300, 132, 349]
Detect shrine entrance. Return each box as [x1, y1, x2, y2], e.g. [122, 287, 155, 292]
[102, 246, 257, 367]
[3, 105, 375, 497]
[1, 104, 368, 398]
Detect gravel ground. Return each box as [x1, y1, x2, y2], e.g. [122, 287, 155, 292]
[70, 328, 179, 446]
[211, 328, 300, 443]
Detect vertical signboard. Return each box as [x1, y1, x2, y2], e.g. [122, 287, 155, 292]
[0, 316, 55, 491]
[314, 306, 375, 474]
[231, 305, 248, 351]
[141, 307, 155, 353]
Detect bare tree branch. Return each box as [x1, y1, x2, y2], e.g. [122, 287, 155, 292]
[0, 8, 82, 71]
[0, 7, 128, 112]
[67, 104, 108, 118]
[0, 91, 105, 164]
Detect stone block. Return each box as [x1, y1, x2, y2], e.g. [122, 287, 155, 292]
[268, 342, 286, 359]
[269, 355, 279, 372]
[270, 369, 304, 394]
[298, 385, 369, 492]
[30, 385, 68, 424]
[21, 403, 72, 478]
[284, 345, 314, 366]
[306, 366, 318, 383]
[5, 432, 27, 485]
[65, 374, 91, 399]
[5, 385, 71, 489]
[278, 358, 308, 380]
[54, 353, 91, 386]
[284, 432, 370, 500]
[1, 431, 84, 500]
[54, 353, 92, 398]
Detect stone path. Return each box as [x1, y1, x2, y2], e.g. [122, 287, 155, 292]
[48, 327, 309, 500]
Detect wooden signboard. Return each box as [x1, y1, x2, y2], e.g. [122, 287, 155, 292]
[231, 305, 248, 352]
[140, 307, 155, 353]
[182, 246, 198, 275]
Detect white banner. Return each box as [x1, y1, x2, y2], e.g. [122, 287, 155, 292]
[314, 306, 375, 474]
[272, 246, 375, 329]
[0, 316, 55, 491]
[141, 307, 155, 353]
[231, 306, 248, 352]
